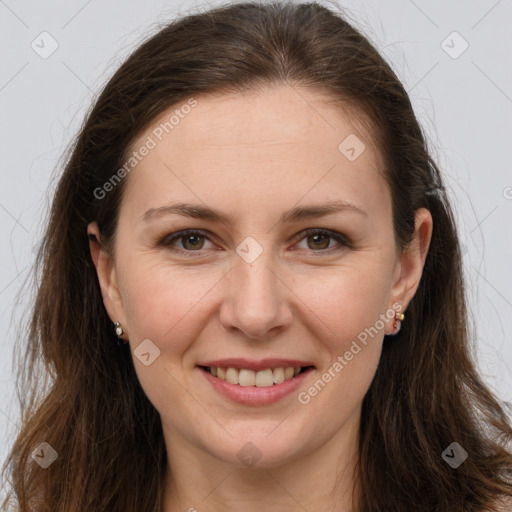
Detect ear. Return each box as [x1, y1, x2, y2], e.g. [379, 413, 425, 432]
[387, 208, 433, 329]
[87, 221, 128, 340]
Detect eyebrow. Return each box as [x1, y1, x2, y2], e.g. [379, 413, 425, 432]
[141, 200, 367, 226]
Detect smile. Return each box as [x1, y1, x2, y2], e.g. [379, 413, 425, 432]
[199, 365, 314, 387]
[196, 362, 316, 406]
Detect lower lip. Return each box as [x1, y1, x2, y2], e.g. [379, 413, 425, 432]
[198, 367, 314, 406]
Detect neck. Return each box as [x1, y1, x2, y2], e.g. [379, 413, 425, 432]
[160, 408, 361, 512]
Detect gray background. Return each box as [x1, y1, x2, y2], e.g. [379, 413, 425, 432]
[1, 0, 511, 483]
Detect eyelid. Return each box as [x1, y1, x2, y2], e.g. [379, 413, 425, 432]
[157, 228, 352, 255]
[157, 229, 216, 255]
[296, 228, 353, 251]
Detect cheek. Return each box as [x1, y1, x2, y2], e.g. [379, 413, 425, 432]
[288, 262, 392, 413]
[119, 262, 218, 344]
[119, 249, 394, 355]
[292, 269, 388, 437]
[291, 261, 393, 344]
[117, 261, 223, 421]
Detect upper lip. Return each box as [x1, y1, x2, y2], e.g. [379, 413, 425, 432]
[197, 358, 316, 372]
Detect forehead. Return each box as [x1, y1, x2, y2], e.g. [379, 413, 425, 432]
[133, 85, 378, 153]
[120, 84, 389, 226]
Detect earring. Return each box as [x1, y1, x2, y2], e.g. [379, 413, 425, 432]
[114, 321, 127, 346]
[114, 321, 123, 337]
[393, 312, 405, 334]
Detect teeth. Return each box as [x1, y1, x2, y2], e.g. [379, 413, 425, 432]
[238, 369, 255, 386]
[208, 366, 307, 386]
[255, 369, 273, 387]
[273, 367, 285, 384]
[225, 367, 239, 385]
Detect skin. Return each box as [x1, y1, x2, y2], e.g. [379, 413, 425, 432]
[88, 84, 432, 511]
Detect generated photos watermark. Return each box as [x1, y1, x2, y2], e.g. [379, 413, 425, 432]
[297, 302, 402, 405]
[93, 97, 198, 200]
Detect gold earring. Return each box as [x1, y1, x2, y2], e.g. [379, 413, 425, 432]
[393, 312, 404, 333]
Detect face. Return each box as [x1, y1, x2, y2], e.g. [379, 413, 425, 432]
[89, 84, 431, 469]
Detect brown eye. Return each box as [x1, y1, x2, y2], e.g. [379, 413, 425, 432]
[180, 234, 206, 250]
[306, 233, 331, 250]
[159, 229, 213, 254]
[296, 229, 350, 252]
[159, 228, 351, 257]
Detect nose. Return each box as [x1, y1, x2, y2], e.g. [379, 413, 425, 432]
[219, 247, 293, 340]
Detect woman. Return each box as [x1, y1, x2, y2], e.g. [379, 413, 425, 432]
[2, 1, 512, 510]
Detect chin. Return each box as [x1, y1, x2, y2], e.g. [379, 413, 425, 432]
[200, 424, 312, 469]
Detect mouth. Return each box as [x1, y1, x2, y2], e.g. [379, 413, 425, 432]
[198, 365, 315, 387]
[195, 358, 317, 405]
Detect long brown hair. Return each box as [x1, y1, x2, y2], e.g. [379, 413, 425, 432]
[2, 1, 512, 510]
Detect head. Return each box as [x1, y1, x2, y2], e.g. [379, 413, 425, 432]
[87, 81, 432, 469]
[4, 2, 512, 511]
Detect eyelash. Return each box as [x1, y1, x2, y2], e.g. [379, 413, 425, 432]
[157, 228, 352, 257]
